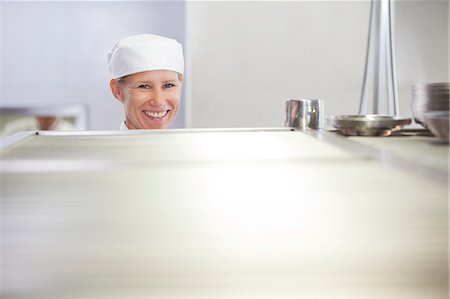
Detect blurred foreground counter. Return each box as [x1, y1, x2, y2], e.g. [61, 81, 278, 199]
[0, 128, 448, 299]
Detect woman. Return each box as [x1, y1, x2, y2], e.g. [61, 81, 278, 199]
[107, 34, 184, 130]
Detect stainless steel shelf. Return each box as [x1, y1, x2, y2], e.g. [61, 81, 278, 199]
[1, 128, 448, 298]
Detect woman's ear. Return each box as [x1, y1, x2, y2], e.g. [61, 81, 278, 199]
[110, 79, 124, 102]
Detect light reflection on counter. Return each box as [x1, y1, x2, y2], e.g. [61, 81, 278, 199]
[1, 129, 447, 298]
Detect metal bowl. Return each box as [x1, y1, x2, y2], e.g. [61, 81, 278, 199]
[327, 114, 412, 136]
[411, 82, 449, 125]
[422, 111, 449, 143]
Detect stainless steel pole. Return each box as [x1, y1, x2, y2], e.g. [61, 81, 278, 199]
[359, 0, 399, 116]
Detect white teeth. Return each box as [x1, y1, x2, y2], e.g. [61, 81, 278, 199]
[144, 111, 168, 118]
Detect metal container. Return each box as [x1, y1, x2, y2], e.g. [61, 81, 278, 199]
[422, 111, 449, 143]
[285, 99, 323, 129]
[411, 82, 449, 125]
[327, 114, 411, 136]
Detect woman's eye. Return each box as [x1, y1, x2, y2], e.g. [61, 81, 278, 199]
[138, 84, 151, 89]
[163, 83, 175, 89]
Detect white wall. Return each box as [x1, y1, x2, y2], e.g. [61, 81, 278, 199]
[1, 1, 186, 130]
[186, 0, 449, 128]
[2, 1, 448, 130]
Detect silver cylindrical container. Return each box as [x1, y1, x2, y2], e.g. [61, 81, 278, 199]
[285, 99, 324, 129]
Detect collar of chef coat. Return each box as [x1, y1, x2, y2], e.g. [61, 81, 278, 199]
[120, 121, 129, 130]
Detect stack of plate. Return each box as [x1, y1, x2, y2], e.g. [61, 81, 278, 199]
[411, 82, 449, 125]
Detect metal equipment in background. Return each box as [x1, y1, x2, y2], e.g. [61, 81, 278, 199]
[359, 0, 399, 115]
[0, 104, 89, 138]
[285, 99, 324, 129]
[328, 114, 411, 136]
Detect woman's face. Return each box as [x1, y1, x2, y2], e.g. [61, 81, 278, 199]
[111, 70, 182, 129]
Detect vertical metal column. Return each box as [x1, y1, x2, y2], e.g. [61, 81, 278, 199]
[359, 0, 399, 116]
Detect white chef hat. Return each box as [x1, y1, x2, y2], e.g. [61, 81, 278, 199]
[107, 34, 184, 79]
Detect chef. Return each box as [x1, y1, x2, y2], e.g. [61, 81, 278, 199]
[107, 34, 184, 130]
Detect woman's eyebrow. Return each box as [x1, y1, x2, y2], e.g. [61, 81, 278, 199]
[162, 79, 178, 83]
[131, 79, 177, 85]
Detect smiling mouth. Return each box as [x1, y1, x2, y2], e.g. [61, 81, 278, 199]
[143, 110, 169, 119]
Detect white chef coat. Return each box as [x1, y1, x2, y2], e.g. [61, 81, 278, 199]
[120, 121, 129, 130]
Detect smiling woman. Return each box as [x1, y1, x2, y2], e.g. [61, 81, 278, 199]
[111, 70, 183, 129]
[107, 34, 184, 130]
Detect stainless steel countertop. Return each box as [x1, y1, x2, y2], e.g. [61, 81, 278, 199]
[1, 128, 448, 298]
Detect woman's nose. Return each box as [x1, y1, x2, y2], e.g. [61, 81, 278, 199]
[150, 89, 164, 106]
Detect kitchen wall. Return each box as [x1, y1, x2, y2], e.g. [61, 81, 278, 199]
[186, 0, 449, 128]
[1, 1, 448, 130]
[1, 1, 186, 130]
